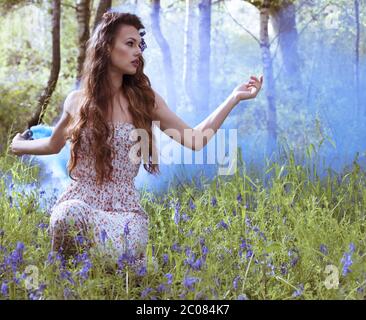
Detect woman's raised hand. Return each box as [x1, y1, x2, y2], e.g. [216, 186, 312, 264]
[231, 75, 263, 103]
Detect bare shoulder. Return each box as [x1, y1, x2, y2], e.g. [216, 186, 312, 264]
[63, 89, 84, 118]
[152, 89, 166, 111]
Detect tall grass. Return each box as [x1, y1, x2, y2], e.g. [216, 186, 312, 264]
[0, 140, 365, 300]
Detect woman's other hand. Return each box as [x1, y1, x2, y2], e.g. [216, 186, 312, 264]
[231, 75, 263, 103]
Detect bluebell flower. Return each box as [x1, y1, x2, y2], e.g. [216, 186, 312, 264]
[267, 263, 275, 276]
[0, 229, 4, 237]
[141, 287, 153, 298]
[199, 237, 205, 246]
[237, 193, 243, 204]
[38, 223, 48, 230]
[9, 196, 13, 208]
[232, 209, 237, 216]
[292, 284, 304, 297]
[16, 242, 25, 252]
[181, 212, 190, 222]
[124, 222, 130, 237]
[40, 190, 46, 197]
[237, 293, 248, 300]
[60, 270, 76, 285]
[245, 216, 252, 227]
[100, 229, 108, 245]
[185, 246, 192, 257]
[211, 196, 217, 207]
[280, 263, 288, 275]
[201, 245, 209, 257]
[78, 259, 92, 280]
[157, 283, 166, 293]
[341, 252, 353, 276]
[74, 235, 84, 245]
[288, 248, 300, 267]
[137, 266, 147, 277]
[165, 273, 173, 285]
[171, 242, 182, 253]
[64, 287, 73, 299]
[163, 253, 169, 265]
[188, 198, 196, 210]
[192, 257, 203, 270]
[246, 250, 254, 259]
[320, 244, 328, 255]
[233, 275, 240, 290]
[217, 220, 228, 230]
[47, 252, 55, 265]
[1, 282, 9, 296]
[174, 205, 180, 225]
[349, 243, 356, 253]
[183, 276, 200, 291]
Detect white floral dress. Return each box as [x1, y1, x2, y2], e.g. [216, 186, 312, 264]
[48, 122, 148, 273]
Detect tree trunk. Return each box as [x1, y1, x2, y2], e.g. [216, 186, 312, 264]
[150, 0, 177, 110]
[76, 0, 91, 82]
[183, 0, 197, 110]
[260, 0, 277, 157]
[270, 1, 302, 93]
[93, 0, 112, 32]
[28, 0, 61, 128]
[197, 0, 211, 113]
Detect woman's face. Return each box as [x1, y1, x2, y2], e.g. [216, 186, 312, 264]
[108, 25, 142, 75]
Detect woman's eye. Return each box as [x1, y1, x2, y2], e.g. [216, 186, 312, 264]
[127, 42, 133, 46]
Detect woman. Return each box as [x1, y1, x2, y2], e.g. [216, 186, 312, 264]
[10, 12, 263, 274]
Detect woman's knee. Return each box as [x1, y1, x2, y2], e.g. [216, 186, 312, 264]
[50, 199, 89, 229]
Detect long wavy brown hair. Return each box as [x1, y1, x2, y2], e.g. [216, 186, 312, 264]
[67, 12, 160, 186]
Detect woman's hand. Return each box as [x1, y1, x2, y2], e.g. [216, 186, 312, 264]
[10, 133, 26, 156]
[231, 75, 263, 103]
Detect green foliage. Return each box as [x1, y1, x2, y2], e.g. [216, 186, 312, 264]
[0, 141, 366, 300]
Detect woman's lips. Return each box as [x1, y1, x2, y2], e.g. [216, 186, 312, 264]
[131, 61, 139, 67]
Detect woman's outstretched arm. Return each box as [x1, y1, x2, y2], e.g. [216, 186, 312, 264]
[9, 91, 79, 156]
[152, 75, 263, 151]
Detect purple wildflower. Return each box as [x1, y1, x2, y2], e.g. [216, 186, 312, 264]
[201, 245, 209, 257]
[292, 284, 304, 297]
[217, 220, 228, 230]
[341, 252, 353, 276]
[124, 222, 130, 237]
[165, 273, 173, 285]
[74, 235, 84, 245]
[137, 266, 147, 277]
[233, 275, 241, 290]
[349, 243, 356, 253]
[60, 270, 76, 285]
[171, 242, 182, 253]
[174, 204, 180, 225]
[188, 198, 196, 210]
[280, 263, 288, 275]
[1, 282, 9, 296]
[237, 294, 248, 300]
[211, 197, 217, 207]
[157, 283, 166, 293]
[163, 253, 169, 265]
[141, 287, 153, 298]
[100, 229, 108, 245]
[320, 244, 328, 255]
[183, 276, 200, 291]
[237, 193, 243, 204]
[38, 223, 48, 230]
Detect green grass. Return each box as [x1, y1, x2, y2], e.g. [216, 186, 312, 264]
[0, 142, 366, 300]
